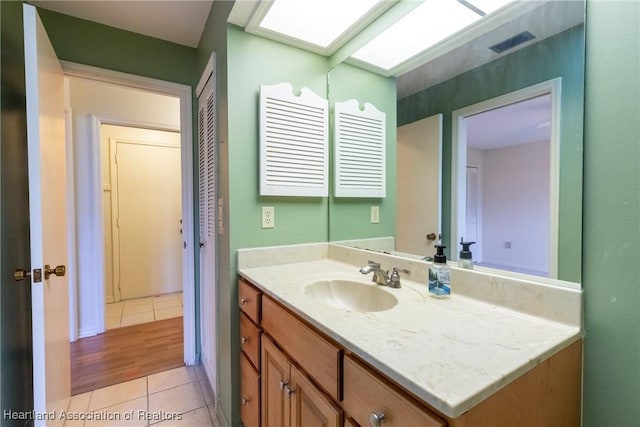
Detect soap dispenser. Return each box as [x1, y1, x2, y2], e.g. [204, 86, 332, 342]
[428, 244, 451, 298]
[458, 238, 476, 269]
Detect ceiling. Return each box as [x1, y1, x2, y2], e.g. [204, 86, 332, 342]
[397, 0, 585, 98]
[31, 2, 561, 167]
[31, 0, 214, 48]
[32, 0, 583, 104]
[467, 94, 551, 150]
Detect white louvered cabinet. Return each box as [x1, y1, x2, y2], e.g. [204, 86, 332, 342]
[334, 99, 386, 198]
[197, 58, 218, 395]
[259, 82, 329, 197]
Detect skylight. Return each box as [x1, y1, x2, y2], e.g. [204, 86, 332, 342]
[252, 0, 387, 53]
[351, 0, 513, 72]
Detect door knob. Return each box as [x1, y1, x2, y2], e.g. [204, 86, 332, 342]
[44, 264, 66, 280]
[14, 269, 31, 281]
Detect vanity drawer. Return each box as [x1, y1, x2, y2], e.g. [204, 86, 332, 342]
[240, 312, 261, 370]
[343, 355, 445, 427]
[261, 296, 341, 401]
[240, 353, 261, 427]
[239, 279, 261, 324]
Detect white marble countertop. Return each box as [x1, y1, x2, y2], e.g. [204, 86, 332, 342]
[238, 244, 582, 418]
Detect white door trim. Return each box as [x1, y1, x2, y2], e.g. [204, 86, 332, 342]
[64, 61, 196, 365]
[451, 78, 561, 278]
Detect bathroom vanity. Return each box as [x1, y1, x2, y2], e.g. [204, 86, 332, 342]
[237, 243, 582, 427]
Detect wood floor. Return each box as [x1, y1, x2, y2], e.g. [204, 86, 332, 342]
[71, 317, 184, 395]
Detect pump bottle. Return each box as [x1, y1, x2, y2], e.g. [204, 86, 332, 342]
[458, 238, 476, 269]
[429, 244, 451, 298]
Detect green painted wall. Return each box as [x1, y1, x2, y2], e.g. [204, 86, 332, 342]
[227, 25, 329, 252]
[582, 1, 640, 425]
[37, 8, 197, 86]
[328, 63, 397, 241]
[398, 25, 585, 283]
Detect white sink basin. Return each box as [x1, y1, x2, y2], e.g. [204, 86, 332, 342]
[305, 280, 398, 313]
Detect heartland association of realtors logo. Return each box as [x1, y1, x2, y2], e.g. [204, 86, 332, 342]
[3, 409, 183, 422]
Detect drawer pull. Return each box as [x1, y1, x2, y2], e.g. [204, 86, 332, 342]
[241, 397, 250, 406]
[240, 297, 248, 305]
[241, 336, 248, 344]
[369, 412, 385, 427]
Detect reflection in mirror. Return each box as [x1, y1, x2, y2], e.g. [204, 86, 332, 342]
[397, 114, 442, 256]
[329, 0, 585, 285]
[452, 78, 561, 279]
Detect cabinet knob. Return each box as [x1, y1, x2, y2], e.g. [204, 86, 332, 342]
[240, 298, 248, 305]
[369, 412, 385, 427]
[241, 397, 250, 406]
[279, 380, 289, 390]
[285, 385, 296, 398]
[241, 336, 248, 345]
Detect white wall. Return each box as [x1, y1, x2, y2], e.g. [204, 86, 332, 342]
[467, 147, 484, 168]
[481, 140, 550, 273]
[69, 77, 180, 337]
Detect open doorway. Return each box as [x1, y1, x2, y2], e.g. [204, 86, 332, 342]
[451, 79, 560, 278]
[63, 64, 197, 393]
[465, 94, 551, 276]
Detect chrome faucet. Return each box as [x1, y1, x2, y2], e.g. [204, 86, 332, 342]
[359, 261, 406, 288]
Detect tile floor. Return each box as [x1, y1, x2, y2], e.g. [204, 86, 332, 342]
[64, 365, 217, 427]
[106, 292, 183, 330]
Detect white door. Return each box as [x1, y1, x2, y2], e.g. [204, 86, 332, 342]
[197, 70, 218, 395]
[23, 3, 70, 422]
[465, 166, 481, 261]
[396, 114, 442, 256]
[109, 127, 182, 300]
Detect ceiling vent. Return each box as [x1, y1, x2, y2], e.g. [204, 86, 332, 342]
[489, 31, 536, 54]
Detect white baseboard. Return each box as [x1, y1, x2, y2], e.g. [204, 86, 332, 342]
[78, 326, 99, 339]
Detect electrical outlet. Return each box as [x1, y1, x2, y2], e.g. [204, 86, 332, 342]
[370, 206, 380, 224]
[262, 206, 275, 229]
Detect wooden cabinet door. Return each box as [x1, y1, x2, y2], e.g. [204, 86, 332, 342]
[262, 336, 290, 427]
[241, 354, 261, 427]
[289, 364, 342, 427]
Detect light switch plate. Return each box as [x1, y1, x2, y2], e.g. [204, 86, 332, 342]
[262, 206, 275, 228]
[370, 206, 380, 224]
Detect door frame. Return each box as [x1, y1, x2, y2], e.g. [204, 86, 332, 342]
[63, 61, 197, 364]
[451, 78, 561, 278]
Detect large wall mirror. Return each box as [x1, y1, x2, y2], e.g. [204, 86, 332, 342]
[328, 0, 585, 286]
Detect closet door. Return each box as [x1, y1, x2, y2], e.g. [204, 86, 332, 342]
[113, 132, 182, 300]
[197, 66, 218, 395]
